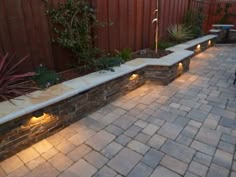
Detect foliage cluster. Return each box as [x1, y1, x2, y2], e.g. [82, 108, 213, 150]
[0, 53, 36, 102]
[46, 0, 122, 72]
[168, 24, 193, 43]
[184, 8, 204, 37]
[33, 65, 62, 88]
[215, 3, 236, 24]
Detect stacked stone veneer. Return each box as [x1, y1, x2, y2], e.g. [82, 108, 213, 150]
[0, 58, 191, 160]
[145, 57, 190, 85]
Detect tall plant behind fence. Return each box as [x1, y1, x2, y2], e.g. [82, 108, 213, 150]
[0, 0, 190, 72]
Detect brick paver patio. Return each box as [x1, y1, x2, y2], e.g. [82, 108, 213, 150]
[0, 45, 236, 177]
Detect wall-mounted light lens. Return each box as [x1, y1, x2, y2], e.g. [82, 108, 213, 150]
[178, 62, 183, 71]
[129, 74, 139, 81]
[197, 44, 201, 49]
[208, 40, 211, 46]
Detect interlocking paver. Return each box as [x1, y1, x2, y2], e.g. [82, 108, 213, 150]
[86, 130, 115, 151]
[173, 116, 190, 127]
[115, 134, 132, 146]
[187, 109, 208, 122]
[41, 148, 58, 160]
[193, 152, 212, 167]
[68, 129, 96, 146]
[142, 148, 164, 168]
[124, 125, 142, 138]
[161, 140, 195, 163]
[158, 122, 183, 140]
[150, 166, 181, 177]
[218, 141, 235, 153]
[56, 139, 76, 154]
[148, 134, 167, 149]
[84, 151, 108, 169]
[135, 132, 151, 144]
[0, 156, 24, 174]
[0, 168, 6, 177]
[94, 166, 117, 177]
[128, 162, 153, 177]
[26, 156, 46, 170]
[134, 120, 148, 128]
[181, 125, 199, 138]
[67, 144, 92, 162]
[48, 153, 73, 172]
[221, 133, 236, 144]
[25, 162, 59, 177]
[108, 148, 142, 176]
[191, 140, 216, 156]
[195, 127, 221, 146]
[105, 124, 124, 136]
[17, 147, 39, 163]
[5, 166, 29, 177]
[32, 140, 52, 154]
[188, 161, 208, 177]
[177, 134, 193, 146]
[213, 149, 233, 169]
[61, 159, 97, 177]
[160, 155, 188, 175]
[207, 163, 229, 177]
[101, 142, 123, 159]
[127, 140, 150, 155]
[142, 124, 159, 136]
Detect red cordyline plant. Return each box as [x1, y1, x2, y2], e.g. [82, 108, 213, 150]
[0, 53, 36, 102]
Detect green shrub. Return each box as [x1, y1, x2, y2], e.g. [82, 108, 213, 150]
[115, 48, 132, 61]
[95, 56, 124, 72]
[215, 3, 236, 24]
[46, 0, 98, 67]
[33, 65, 62, 88]
[184, 9, 204, 37]
[158, 40, 176, 50]
[168, 24, 193, 43]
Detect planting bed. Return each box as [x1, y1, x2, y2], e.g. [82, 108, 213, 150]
[0, 35, 217, 160]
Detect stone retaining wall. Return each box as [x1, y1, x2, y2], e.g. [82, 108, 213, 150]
[0, 60, 190, 160]
[0, 34, 217, 160]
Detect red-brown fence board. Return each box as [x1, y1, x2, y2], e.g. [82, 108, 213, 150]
[190, 0, 236, 32]
[0, 0, 193, 73]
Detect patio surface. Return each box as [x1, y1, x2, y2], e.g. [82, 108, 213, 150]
[0, 45, 236, 177]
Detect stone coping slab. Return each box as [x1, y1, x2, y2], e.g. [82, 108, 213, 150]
[167, 35, 217, 52]
[0, 35, 216, 125]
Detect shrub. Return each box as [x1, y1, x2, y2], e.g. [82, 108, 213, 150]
[168, 24, 193, 43]
[158, 40, 176, 50]
[0, 53, 36, 102]
[46, 0, 98, 66]
[115, 48, 132, 61]
[184, 9, 204, 37]
[33, 65, 62, 89]
[215, 3, 236, 24]
[95, 56, 124, 72]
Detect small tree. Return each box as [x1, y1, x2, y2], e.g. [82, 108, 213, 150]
[152, 0, 159, 54]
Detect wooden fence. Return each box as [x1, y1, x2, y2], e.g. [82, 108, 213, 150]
[0, 0, 201, 72]
[190, 0, 236, 32]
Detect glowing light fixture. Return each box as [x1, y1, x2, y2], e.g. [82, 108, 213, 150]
[197, 44, 201, 49]
[208, 40, 212, 46]
[178, 62, 183, 71]
[129, 74, 139, 81]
